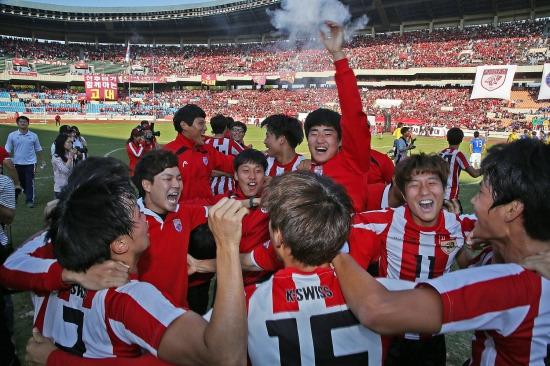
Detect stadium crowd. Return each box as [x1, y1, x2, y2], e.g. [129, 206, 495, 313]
[0, 19, 548, 75]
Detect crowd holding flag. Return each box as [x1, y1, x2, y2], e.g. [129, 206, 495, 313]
[470, 65, 516, 100]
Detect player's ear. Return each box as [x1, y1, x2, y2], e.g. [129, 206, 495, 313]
[141, 179, 152, 194]
[111, 236, 130, 255]
[504, 200, 524, 223]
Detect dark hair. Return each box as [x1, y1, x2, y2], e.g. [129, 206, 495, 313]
[400, 126, 410, 135]
[53, 134, 71, 163]
[141, 120, 149, 126]
[481, 139, 550, 241]
[473, 131, 480, 138]
[262, 171, 352, 266]
[210, 114, 229, 134]
[16, 116, 29, 124]
[304, 108, 342, 140]
[394, 153, 450, 194]
[133, 149, 179, 198]
[447, 127, 464, 145]
[188, 223, 216, 260]
[47, 159, 136, 272]
[261, 114, 304, 149]
[127, 126, 143, 143]
[173, 104, 206, 133]
[230, 121, 247, 133]
[233, 149, 267, 172]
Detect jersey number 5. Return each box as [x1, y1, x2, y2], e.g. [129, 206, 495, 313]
[266, 310, 369, 365]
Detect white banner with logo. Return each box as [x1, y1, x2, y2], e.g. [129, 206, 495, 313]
[538, 64, 550, 100]
[470, 65, 517, 100]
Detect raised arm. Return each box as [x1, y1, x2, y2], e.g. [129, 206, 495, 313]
[157, 198, 247, 365]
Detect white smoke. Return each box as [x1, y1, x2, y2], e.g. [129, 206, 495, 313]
[267, 0, 369, 43]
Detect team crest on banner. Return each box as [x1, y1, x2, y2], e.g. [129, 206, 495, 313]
[439, 239, 458, 254]
[173, 219, 182, 233]
[471, 65, 516, 100]
[481, 69, 507, 91]
[202, 157, 208, 165]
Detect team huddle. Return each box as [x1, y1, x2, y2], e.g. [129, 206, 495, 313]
[1, 22, 550, 366]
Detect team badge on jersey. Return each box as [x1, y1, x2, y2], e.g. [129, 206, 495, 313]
[440, 239, 457, 254]
[173, 219, 182, 233]
[202, 157, 208, 165]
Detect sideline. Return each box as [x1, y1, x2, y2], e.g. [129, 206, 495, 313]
[105, 147, 125, 157]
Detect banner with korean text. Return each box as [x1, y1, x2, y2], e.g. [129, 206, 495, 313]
[470, 65, 516, 100]
[84, 74, 118, 101]
[537, 64, 550, 100]
[201, 74, 216, 86]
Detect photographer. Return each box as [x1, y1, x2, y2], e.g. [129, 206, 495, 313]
[141, 120, 161, 147]
[71, 125, 88, 162]
[51, 134, 76, 199]
[394, 127, 416, 164]
[126, 126, 157, 176]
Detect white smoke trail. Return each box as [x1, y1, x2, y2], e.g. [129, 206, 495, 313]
[267, 0, 369, 43]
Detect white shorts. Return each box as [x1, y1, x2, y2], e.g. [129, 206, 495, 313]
[470, 153, 481, 167]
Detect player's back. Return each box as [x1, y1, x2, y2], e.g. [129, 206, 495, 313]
[246, 266, 387, 365]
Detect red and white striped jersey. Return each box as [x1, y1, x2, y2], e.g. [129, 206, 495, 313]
[437, 147, 472, 200]
[264, 154, 306, 177]
[424, 263, 550, 365]
[245, 266, 413, 365]
[204, 136, 244, 195]
[2, 236, 185, 359]
[353, 205, 476, 282]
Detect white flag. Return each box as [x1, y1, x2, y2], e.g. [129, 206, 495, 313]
[125, 43, 130, 63]
[538, 64, 550, 100]
[470, 65, 517, 100]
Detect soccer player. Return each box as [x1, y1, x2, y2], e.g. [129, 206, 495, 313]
[204, 114, 244, 195]
[437, 127, 480, 206]
[368, 149, 394, 184]
[185, 149, 270, 288]
[133, 149, 208, 308]
[0, 157, 247, 365]
[163, 104, 234, 200]
[304, 21, 371, 213]
[507, 127, 519, 143]
[334, 138, 550, 366]
[261, 114, 305, 177]
[245, 170, 412, 365]
[229, 121, 250, 149]
[351, 153, 476, 365]
[469, 131, 486, 169]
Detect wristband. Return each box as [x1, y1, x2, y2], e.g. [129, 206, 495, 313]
[249, 196, 257, 210]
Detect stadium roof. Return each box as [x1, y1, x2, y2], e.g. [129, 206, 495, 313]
[0, 0, 548, 45]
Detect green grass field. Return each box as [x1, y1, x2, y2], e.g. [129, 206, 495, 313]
[0, 121, 492, 365]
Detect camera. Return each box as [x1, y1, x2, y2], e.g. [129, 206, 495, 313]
[75, 146, 88, 154]
[144, 122, 160, 141]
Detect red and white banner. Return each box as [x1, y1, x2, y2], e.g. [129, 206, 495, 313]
[538, 64, 550, 100]
[119, 75, 167, 84]
[471, 65, 516, 100]
[252, 75, 266, 85]
[280, 71, 295, 84]
[8, 71, 37, 77]
[201, 73, 216, 86]
[84, 74, 118, 101]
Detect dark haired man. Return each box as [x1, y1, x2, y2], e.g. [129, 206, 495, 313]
[302, 21, 371, 213]
[261, 114, 306, 176]
[205, 114, 244, 195]
[229, 121, 249, 149]
[334, 139, 550, 366]
[5, 115, 46, 208]
[437, 127, 480, 204]
[469, 130, 486, 169]
[163, 104, 234, 200]
[351, 153, 476, 365]
[133, 149, 208, 308]
[393, 126, 414, 164]
[0, 156, 247, 365]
